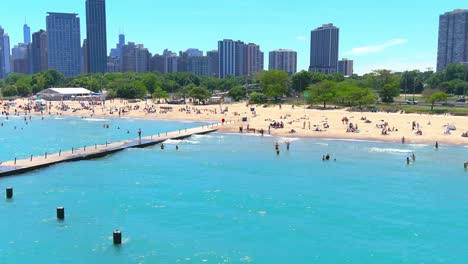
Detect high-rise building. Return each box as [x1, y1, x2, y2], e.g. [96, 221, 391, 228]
[82, 39, 89, 73]
[3, 34, 11, 76]
[32, 29, 48, 73]
[0, 26, 5, 79]
[110, 34, 125, 58]
[0, 26, 6, 79]
[245, 43, 264, 77]
[121, 42, 150, 73]
[338, 58, 353, 76]
[47, 12, 81, 77]
[86, 0, 108, 73]
[269, 49, 297, 75]
[107, 56, 120, 72]
[437, 9, 468, 71]
[150, 54, 165, 73]
[218, 39, 245, 78]
[187, 56, 209, 76]
[309, 23, 339, 74]
[23, 24, 31, 44]
[207, 50, 219, 77]
[12, 43, 31, 74]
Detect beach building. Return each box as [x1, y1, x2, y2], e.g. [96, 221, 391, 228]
[36, 88, 94, 101]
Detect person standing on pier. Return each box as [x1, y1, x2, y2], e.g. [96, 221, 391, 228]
[138, 128, 142, 142]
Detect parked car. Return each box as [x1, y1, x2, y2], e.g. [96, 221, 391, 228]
[406, 100, 419, 105]
[455, 98, 466, 103]
[441, 102, 455, 107]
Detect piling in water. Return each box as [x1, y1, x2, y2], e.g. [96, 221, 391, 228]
[57, 207, 65, 220]
[113, 230, 122, 245]
[6, 187, 13, 199]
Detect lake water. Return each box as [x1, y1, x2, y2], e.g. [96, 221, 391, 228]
[1, 116, 468, 263]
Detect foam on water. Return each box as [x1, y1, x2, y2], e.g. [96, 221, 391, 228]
[164, 139, 200, 145]
[368, 147, 413, 154]
[83, 118, 110, 122]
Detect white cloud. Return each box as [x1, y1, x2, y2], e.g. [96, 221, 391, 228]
[347, 38, 408, 56]
[296, 35, 306, 41]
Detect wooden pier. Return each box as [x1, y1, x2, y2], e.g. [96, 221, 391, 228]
[0, 123, 223, 177]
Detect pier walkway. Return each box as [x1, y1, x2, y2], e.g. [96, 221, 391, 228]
[0, 123, 226, 177]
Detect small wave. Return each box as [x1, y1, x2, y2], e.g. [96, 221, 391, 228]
[192, 134, 223, 139]
[54, 117, 65, 120]
[277, 137, 300, 143]
[83, 118, 110, 122]
[407, 144, 429, 148]
[236, 133, 272, 137]
[368, 148, 412, 154]
[164, 139, 200, 145]
[315, 143, 329, 146]
[322, 138, 381, 143]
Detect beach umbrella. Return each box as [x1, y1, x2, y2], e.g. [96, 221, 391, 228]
[448, 124, 457, 131]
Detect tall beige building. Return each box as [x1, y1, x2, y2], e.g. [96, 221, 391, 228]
[269, 49, 297, 75]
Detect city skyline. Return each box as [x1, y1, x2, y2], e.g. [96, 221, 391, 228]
[0, 0, 466, 74]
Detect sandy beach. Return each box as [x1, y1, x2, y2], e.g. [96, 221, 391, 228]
[4, 98, 468, 146]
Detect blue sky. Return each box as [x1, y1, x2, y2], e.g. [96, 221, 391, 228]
[0, 0, 466, 74]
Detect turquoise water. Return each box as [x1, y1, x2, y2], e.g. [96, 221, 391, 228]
[1, 118, 468, 263]
[0, 115, 207, 161]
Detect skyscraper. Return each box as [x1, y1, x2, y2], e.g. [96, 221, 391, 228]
[269, 49, 297, 75]
[0, 27, 6, 79]
[3, 34, 11, 76]
[23, 24, 31, 44]
[12, 43, 31, 74]
[32, 29, 48, 73]
[86, 0, 108, 73]
[338, 58, 354, 76]
[82, 39, 89, 73]
[121, 42, 150, 73]
[207, 50, 219, 77]
[47, 12, 81, 77]
[437, 9, 468, 71]
[187, 56, 209, 76]
[110, 34, 125, 58]
[309, 23, 339, 74]
[218, 39, 245, 78]
[245, 43, 264, 77]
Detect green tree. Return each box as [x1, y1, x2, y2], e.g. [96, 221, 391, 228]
[228, 85, 247, 101]
[142, 73, 162, 94]
[366, 70, 400, 102]
[189, 86, 211, 104]
[152, 86, 169, 102]
[257, 70, 289, 101]
[248, 92, 268, 104]
[424, 89, 448, 111]
[116, 81, 147, 99]
[1, 85, 18, 97]
[305, 80, 337, 108]
[15, 76, 33, 96]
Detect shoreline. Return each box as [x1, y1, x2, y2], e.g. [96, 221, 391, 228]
[4, 99, 468, 147]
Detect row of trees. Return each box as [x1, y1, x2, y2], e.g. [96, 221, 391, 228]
[0, 64, 467, 106]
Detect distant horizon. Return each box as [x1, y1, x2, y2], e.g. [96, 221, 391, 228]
[0, 0, 466, 74]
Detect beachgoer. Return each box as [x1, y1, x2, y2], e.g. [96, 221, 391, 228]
[435, 141, 439, 149]
[286, 141, 290, 151]
[407, 157, 411, 165]
[412, 153, 416, 161]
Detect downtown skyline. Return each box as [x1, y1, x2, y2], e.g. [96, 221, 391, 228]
[0, 0, 466, 74]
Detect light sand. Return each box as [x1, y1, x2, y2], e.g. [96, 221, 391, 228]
[6, 98, 468, 146]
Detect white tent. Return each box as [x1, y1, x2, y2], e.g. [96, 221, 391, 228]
[36, 88, 93, 101]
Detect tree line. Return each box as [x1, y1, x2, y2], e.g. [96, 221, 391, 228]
[0, 64, 467, 107]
